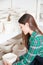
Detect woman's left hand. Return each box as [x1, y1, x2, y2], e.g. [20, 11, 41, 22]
[3, 60, 12, 65]
[7, 63, 12, 65]
[16, 57, 20, 62]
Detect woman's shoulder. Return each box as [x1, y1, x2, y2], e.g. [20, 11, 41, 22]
[29, 31, 43, 44]
[30, 32, 43, 45]
[33, 33, 43, 45]
[31, 31, 43, 39]
[29, 31, 38, 42]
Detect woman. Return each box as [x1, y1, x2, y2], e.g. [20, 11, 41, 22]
[7, 13, 43, 65]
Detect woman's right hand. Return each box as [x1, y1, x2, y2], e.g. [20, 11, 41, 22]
[3, 57, 19, 65]
[16, 57, 20, 62]
[3, 60, 12, 65]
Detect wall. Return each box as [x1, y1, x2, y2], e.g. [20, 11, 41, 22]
[0, 0, 38, 34]
[0, 0, 37, 18]
[36, 0, 43, 32]
[0, 0, 11, 10]
[12, 0, 37, 18]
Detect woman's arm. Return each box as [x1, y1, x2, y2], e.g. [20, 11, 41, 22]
[7, 32, 40, 65]
[12, 37, 40, 65]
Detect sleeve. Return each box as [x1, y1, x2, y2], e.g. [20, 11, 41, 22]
[12, 52, 29, 65]
[19, 55, 24, 60]
[12, 37, 40, 65]
[39, 42, 43, 57]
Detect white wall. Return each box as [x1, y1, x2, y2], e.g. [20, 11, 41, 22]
[0, 0, 11, 10]
[12, 0, 36, 11]
[0, 0, 43, 42]
[0, 0, 38, 34]
[0, 0, 37, 17]
[12, 0, 37, 18]
[36, 0, 43, 32]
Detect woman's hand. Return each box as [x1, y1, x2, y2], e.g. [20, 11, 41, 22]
[3, 57, 19, 65]
[3, 60, 12, 65]
[7, 63, 12, 65]
[16, 57, 20, 62]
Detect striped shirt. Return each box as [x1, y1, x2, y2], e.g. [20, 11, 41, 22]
[13, 31, 43, 65]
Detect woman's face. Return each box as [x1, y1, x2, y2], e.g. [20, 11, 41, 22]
[19, 23, 31, 35]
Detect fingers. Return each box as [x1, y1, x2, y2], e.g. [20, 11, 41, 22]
[7, 62, 12, 65]
[3, 60, 12, 65]
[3, 60, 7, 65]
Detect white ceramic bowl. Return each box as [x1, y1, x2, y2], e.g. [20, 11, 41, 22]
[2, 53, 17, 64]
